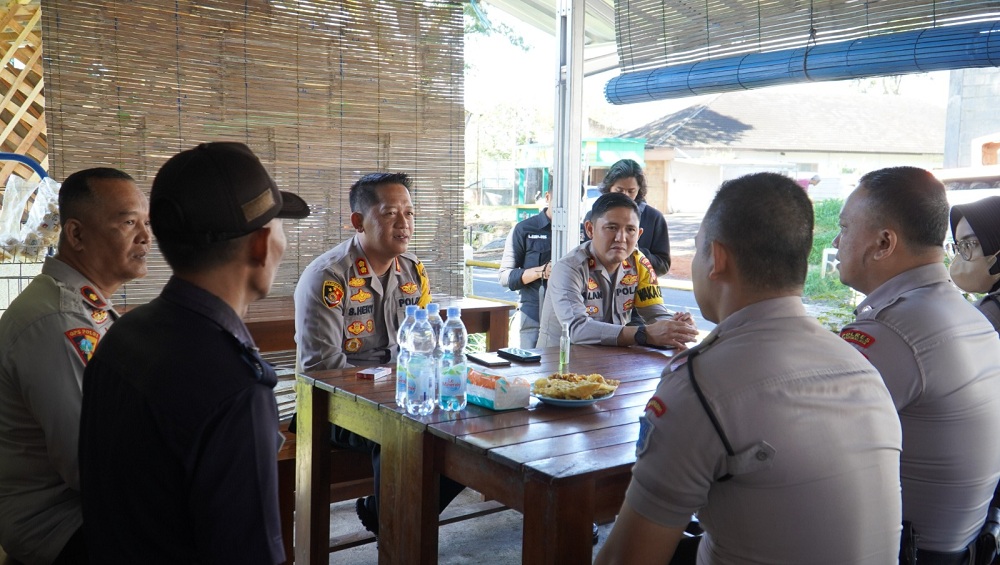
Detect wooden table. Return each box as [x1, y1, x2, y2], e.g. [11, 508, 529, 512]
[294, 344, 677, 564]
[243, 295, 514, 353]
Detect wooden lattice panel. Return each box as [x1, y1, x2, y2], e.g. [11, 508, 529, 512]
[0, 0, 46, 184]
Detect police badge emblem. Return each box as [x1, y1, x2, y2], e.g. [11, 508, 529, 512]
[323, 280, 344, 308]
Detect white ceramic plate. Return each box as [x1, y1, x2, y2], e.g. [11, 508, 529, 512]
[532, 390, 615, 407]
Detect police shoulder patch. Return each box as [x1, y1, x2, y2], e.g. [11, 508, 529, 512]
[323, 280, 344, 308]
[636, 414, 655, 457]
[645, 396, 666, 417]
[840, 328, 875, 348]
[65, 328, 100, 364]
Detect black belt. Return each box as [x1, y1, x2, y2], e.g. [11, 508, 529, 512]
[914, 547, 970, 565]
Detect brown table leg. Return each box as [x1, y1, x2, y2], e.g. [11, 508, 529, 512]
[522, 478, 594, 564]
[379, 414, 439, 564]
[294, 378, 331, 564]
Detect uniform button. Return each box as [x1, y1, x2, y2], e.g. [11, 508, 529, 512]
[755, 451, 768, 461]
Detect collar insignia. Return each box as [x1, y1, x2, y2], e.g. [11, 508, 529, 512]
[80, 286, 106, 308]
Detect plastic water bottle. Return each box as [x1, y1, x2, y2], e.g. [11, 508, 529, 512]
[559, 322, 571, 373]
[395, 304, 418, 408]
[438, 307, 468, 411]
[426, 303, 445, 404]
[405, 309, 436, 416]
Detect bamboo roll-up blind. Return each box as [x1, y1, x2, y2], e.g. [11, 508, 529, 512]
[616, 0, 1000, 73]
[41, 0, 465, 305]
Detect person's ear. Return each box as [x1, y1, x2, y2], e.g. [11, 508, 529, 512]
[637, 227, 644, 239]
[350, 212, 364, 232]
[62, 218, 85, 251]
[248, 227, 271, 266]
[584, 220, 595, 239]
[872, 228, 897, 261]
[709, 240, 729, 280]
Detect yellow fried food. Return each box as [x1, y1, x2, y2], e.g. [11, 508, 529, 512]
[532, 373, 620, 400]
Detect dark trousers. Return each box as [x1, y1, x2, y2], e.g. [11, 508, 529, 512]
[51, 527, 88, 565]
[330, 425, 466, 516]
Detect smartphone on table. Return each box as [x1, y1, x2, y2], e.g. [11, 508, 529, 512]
[496, 347, 542, 363]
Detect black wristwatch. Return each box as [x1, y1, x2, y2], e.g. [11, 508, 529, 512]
[634, 325, 648, 346]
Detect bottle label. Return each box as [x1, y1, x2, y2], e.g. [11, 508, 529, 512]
[440, 363, 467, 396]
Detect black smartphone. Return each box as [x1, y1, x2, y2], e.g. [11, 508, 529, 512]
[496, 347, 542, 363]
[467, 352, 512, 367]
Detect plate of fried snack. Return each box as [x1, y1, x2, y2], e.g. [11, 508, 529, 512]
[531, 373, 620, 407]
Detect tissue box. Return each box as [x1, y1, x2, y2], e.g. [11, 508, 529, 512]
[466, 368, 530, 410]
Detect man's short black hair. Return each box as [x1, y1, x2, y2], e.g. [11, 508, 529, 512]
[58, 167, 134, 226]
[599, 159, 647, 203]
[590, 192, 639, 222]
[857, 166, 949, 249]
[701, 172, 814, 291]
[349, 172, 412, 215]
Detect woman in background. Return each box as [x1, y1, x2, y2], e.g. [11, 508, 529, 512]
[949, 195, 1000, 333]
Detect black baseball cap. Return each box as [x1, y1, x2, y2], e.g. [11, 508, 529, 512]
[151, 142, 310, 244]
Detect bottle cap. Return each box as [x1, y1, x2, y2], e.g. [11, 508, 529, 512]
[447, 306, 461, 318]
[415, 309, 428, 320]
[427, 303, 440, 315]
[405, 304, 419, 316]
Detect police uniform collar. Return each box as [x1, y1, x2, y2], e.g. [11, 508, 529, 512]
[43, 256, 114, 310]
[854, 262, 948, 317]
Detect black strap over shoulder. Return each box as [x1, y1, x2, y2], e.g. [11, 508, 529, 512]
[686, 350, 735, 482]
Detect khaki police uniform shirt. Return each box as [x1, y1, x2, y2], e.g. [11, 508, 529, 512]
[294, 235, 431, 371]
[536, 241, 671, 347]
[0, 257, 119, 565]
[840, 263, 1000, 552]
[629, 297, 902, 564]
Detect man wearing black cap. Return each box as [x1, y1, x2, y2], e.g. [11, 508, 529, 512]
[78, 142, 309, 564]
[949, 196, 1000, 333]
[835, 167, 1000, 562]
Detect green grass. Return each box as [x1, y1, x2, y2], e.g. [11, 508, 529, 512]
[804, 199, 856, 330]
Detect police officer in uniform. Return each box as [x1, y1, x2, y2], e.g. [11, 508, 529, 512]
[295, 173, 430, 370]
[293, 172, 462, 537]
[836, 167, 1000, 563]
[537, 192, 696, 349]
[596, 172, 902, 565]
[0, 168, 149, 565]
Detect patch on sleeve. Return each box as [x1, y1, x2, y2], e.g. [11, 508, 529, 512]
[839, 328, 875, 348]
[80, 286, 106, 308]
[645, 396, 667, 417]
[636, 414, 655, 457]
[323, 280, 344, 308]
[65, 328, 100, 364]
[639, 255, 658, 284]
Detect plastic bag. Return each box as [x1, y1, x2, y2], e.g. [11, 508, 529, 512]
[19, 177, 61, 261]
[0, 175, 36, 244]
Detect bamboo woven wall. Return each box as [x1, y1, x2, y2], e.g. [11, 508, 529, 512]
[0, 0, 46, 183]
[41, 0, 465, 304]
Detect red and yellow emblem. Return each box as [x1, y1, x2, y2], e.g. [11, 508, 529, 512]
[621, 273, 638, 286]
[351, 289, 372, 303]
[840, 329, 875, 348]
[587, 257, 596, 269]
[645, 397, 667, 417]
[91, 309, 109, 324]
[323, 280, 344, 308]
[347, 321, 366, 335]
[348, 276, 365, 288]
[622, 259, 632, 269]
[355, 258, 370, 275]
[80, 286, 106, 308]
[344, 338, 362, 353]
[366, 320, 375, 333]
[623, 299, 634, 312]
[585, 305, 599, 315]
[65, 328, 100, 364]
[639, 256, 657, 284]
[586, 278, 598, 291]
[400, 281, 418, 295]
